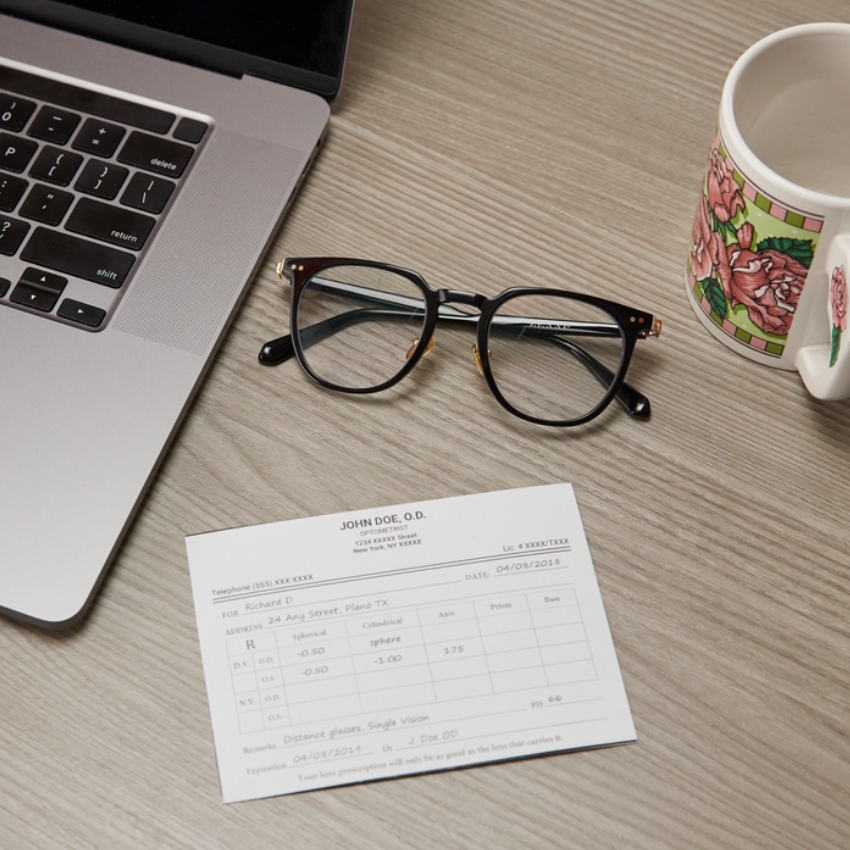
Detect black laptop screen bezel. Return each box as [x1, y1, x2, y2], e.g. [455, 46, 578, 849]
[0, 0, 354, 100]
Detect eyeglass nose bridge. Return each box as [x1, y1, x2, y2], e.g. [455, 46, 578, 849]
[436, 290, 488, 376]
[438, 290, 486, 309]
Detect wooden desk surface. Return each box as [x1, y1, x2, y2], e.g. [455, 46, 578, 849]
[3, 1, 849, 848]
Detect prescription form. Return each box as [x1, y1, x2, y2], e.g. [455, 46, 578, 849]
[186, 484, 636, 802]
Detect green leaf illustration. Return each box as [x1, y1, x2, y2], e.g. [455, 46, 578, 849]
[830, 324, 841, 367]
[712, 218, 733, 244]
[703, 277, 727, 320]
[755, 236, 814, 269]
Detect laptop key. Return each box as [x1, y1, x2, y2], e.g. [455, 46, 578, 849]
[118, 130, 194, 177]
[21, 227, 135, 287]
[10, 268, 67, 312]
[29, 147, 84, 186]
[74, 160, 129, 200]
[0, 65, 176, 135]
[0, 175, 27, 211]
[10, 282, 60, 311]
[65, 197, 156, 250]
[120, 172, 175, 213]
[173, 117, 208, 144]
[19, 185, 74, 225]
[72, 118, 126, 158]
[0, 94, 36, 132]
[0, 214, 30, 254]
[27, 106, 82, 144]
[0, 132, 38, 173]
[20, 266, 67, 291]
[57, 297, 106, 328]
[0, 276, 10, 297]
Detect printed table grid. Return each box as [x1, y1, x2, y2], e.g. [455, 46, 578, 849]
[229, 585, 596, 733]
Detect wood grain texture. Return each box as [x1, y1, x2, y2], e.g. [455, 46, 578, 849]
[3, 1, 850, 848]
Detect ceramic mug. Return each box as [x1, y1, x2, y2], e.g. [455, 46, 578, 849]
[686, 23, 850, 399]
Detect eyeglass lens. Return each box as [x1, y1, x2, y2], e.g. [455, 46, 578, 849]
[296, 265, 427, 390]
[486, 293, 625, 422]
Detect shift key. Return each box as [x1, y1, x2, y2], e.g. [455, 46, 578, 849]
[66, 197, 155, 251]
[21, 227, 135, 288]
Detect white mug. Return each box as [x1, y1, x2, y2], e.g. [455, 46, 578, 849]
[686, 23, 850, 399]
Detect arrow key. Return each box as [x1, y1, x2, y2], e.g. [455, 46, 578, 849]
[10, 267, 67, 312]
[10, 282, 61, 311]
[57, 298, 106, 328]
[20, 266, 67, 293]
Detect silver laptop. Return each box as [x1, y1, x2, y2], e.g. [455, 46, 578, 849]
[0, 1, 354, 628]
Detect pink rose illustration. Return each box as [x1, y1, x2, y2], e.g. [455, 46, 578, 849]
[717, 224, 806, 337]
[690, 197, 726, 281]
[830, 265, 847, 331]
[706, 148, 745, 224]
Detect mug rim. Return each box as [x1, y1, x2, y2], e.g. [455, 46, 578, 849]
[720, 21, 850, 208]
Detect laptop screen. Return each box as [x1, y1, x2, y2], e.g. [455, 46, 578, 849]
[0, 0, 354, 98]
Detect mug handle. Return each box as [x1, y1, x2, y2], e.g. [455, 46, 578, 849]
[796, 236, 850, 400]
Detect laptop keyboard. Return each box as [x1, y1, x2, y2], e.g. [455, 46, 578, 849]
[0, 63, 209, 330]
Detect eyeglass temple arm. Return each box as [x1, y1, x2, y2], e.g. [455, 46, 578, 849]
[259, 278, 436, 365]
[258, 279, 650, 417]
[541, 334, 648, 416]
[259, 277, 466, 365]
[259, 304, 425, 365]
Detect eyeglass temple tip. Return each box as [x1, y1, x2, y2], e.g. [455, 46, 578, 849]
[258, 334, 295, 365]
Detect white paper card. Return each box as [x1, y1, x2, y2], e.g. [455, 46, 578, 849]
[186, 483, 635, 802]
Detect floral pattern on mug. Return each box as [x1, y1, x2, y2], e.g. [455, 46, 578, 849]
[719, 222, 807, 337]
[706, 148, 745, 224]
[687, 136, 822, 356]
[829, 265, 847, 367]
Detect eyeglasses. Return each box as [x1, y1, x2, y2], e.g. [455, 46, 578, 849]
[259, 257, 662, 426]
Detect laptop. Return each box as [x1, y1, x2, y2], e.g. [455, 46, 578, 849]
[0, 0, 354, 628]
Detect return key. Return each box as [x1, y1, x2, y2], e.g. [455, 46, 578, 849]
[65, 197, 155, 250]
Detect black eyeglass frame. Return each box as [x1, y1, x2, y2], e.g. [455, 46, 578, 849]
[260, 257, 661, 427]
